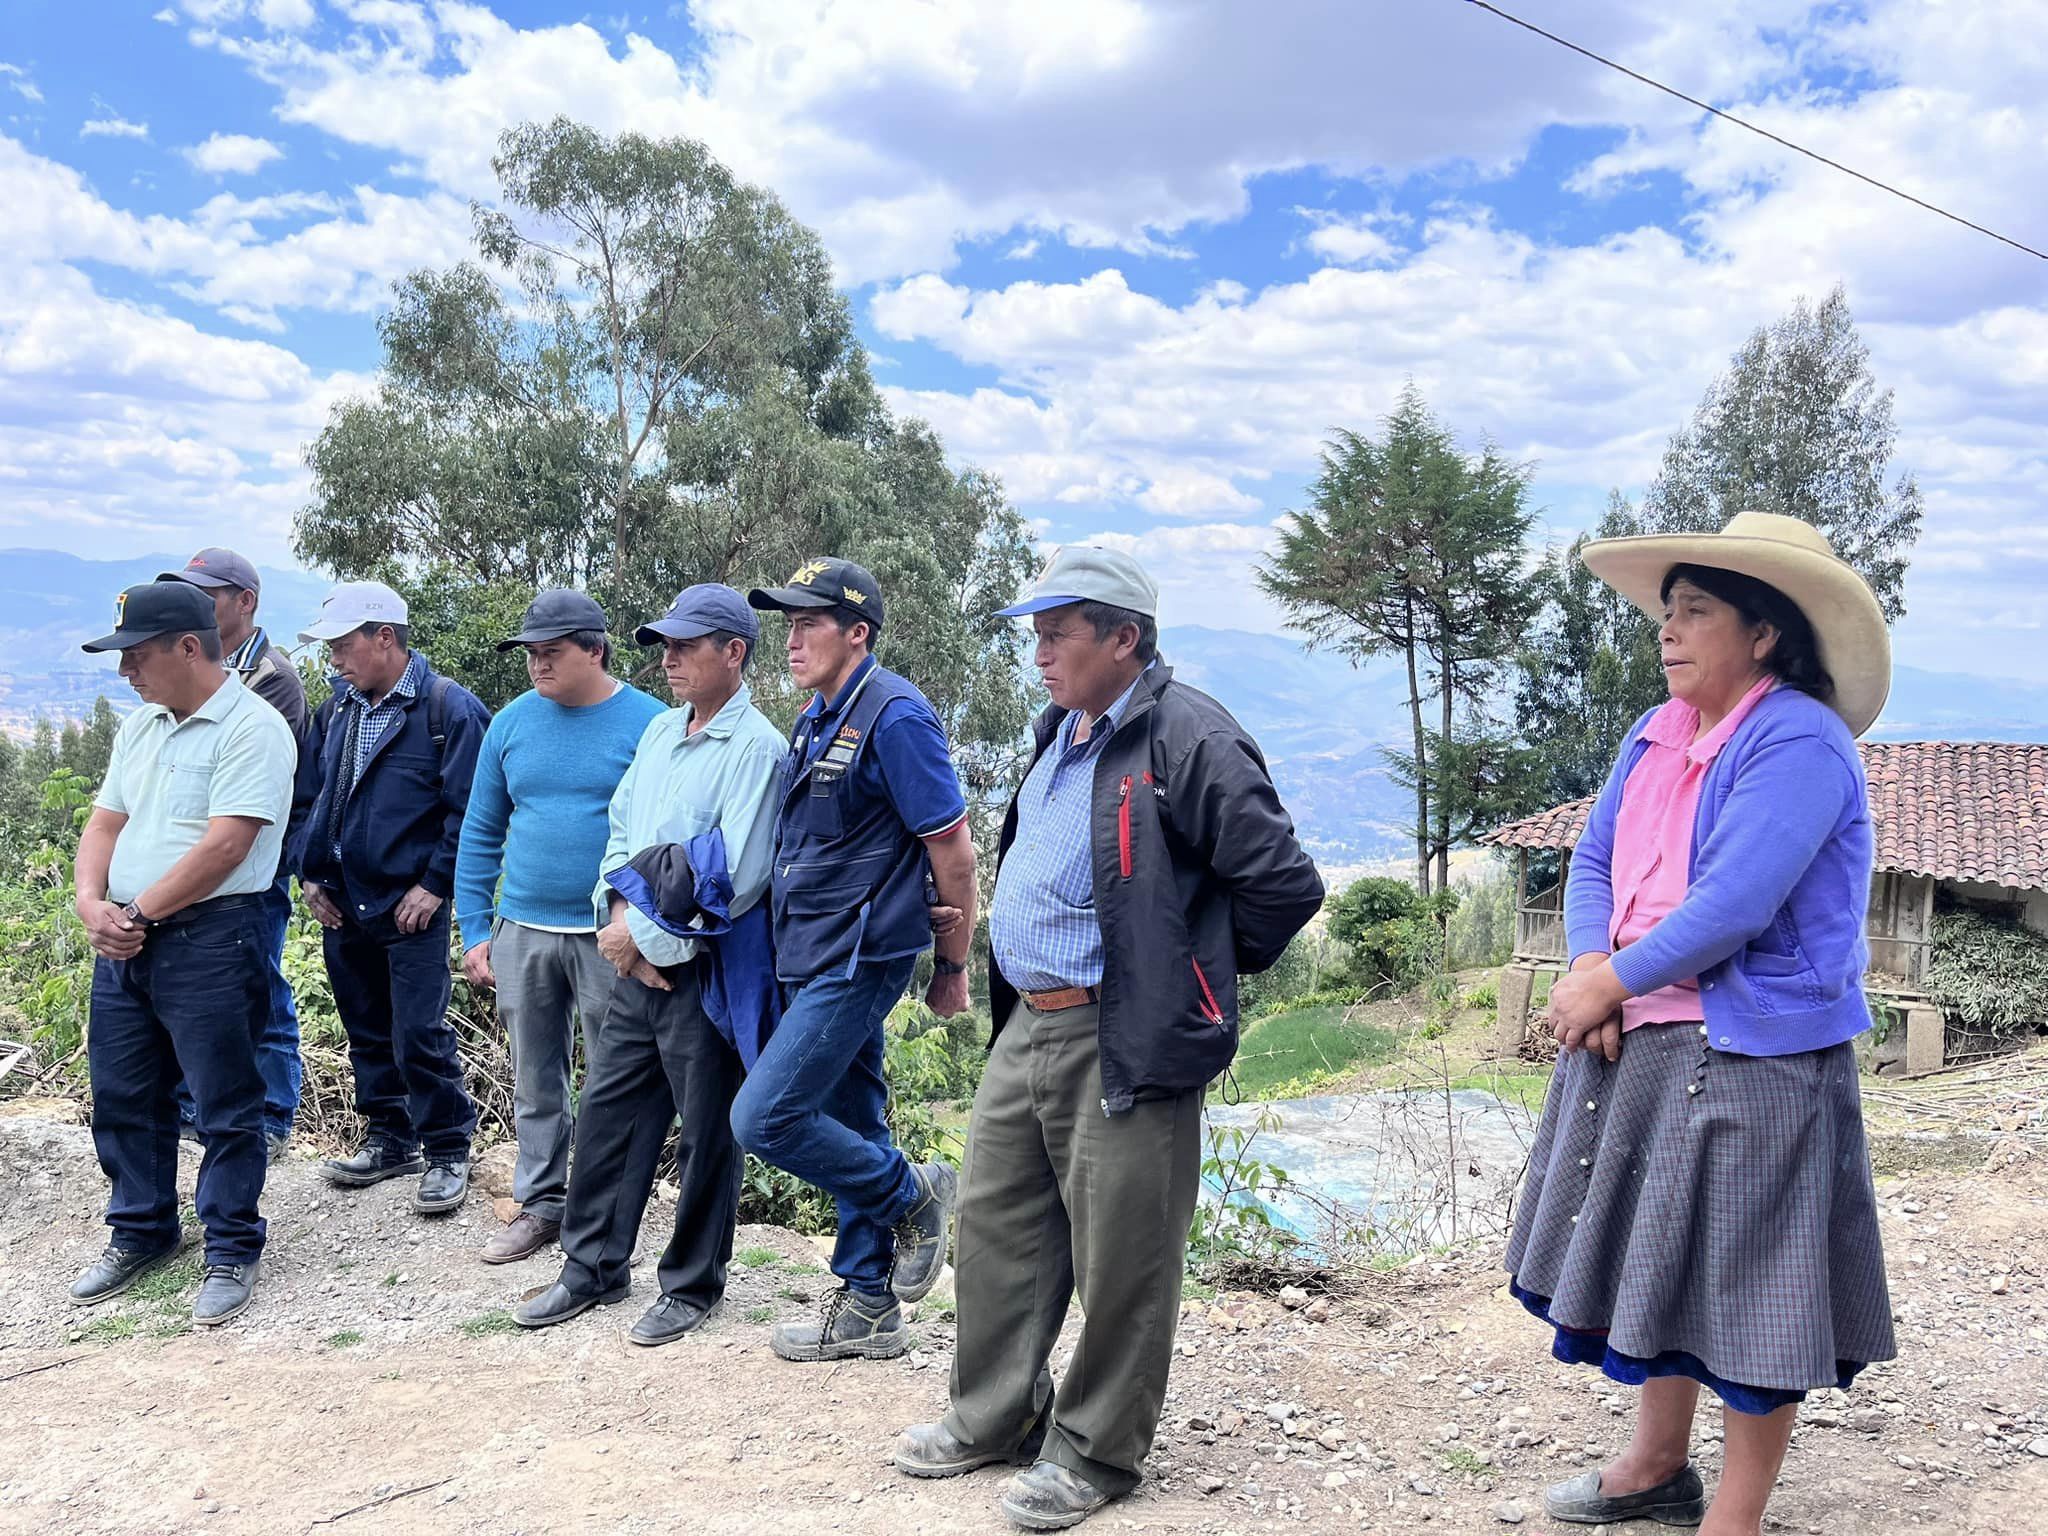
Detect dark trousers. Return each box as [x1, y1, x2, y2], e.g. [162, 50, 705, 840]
[88, 898, 271, 1265]
[323, 904, 476, 1160]
[729, 956, 919, 1295]
[558, 966, 744, 1307]
[176, 882, 301, 1139]
[941, 1002, 1203, 1496]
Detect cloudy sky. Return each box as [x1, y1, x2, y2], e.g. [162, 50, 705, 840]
[4, 1, 2045, 676]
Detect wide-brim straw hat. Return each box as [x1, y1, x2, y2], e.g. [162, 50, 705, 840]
[1580, 509, 1892, 738]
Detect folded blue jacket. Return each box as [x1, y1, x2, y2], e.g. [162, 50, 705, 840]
[604, 829, 779, 1070]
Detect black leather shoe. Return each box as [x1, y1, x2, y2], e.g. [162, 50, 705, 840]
[628, 1295, 713, 1347]
[514, 1279, 630, 1329]
[192, 1259, 260, 1327]
[1000, 1461, 1119, 1530]
[890, 1159, 958, 1302]
[894, 1419, 1047, 1479]
[414, 1158, 470, 1213]
[321, 1144, 425, 1188]
[69, 1239, 181, 1306]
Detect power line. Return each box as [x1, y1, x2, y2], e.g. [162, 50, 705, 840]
[1459, 0, 2047, 263]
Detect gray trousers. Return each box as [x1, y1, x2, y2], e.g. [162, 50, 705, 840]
[942, 1002, 1204, 1496]
[492, 921, 614, 1223]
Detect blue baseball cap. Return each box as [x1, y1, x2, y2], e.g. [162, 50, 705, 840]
[635, 584, 760, 646]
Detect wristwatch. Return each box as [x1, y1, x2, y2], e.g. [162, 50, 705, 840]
[932, 956, 967, 977]
[118, 900, 157, 931]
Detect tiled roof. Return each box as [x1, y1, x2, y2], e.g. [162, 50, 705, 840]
[1484, 742, 2048, 891]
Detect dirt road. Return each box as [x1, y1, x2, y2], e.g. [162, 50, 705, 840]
[2, 1115, 2044, 1534]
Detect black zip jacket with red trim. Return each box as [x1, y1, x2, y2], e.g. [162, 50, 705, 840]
[988, 661, 1326, 1114]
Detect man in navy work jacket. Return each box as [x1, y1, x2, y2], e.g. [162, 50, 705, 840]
[160, 546, 311, 1160]
[70, 581, 297, 1327]
[894, 546, 1324, 1531]
[297, 581, 490, 1217]
[732, 556, 978, 1364]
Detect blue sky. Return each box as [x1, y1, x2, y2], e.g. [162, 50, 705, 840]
[4, 1, 2046, 678]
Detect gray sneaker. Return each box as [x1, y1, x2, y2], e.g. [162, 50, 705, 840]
[770, 1286, 906, 1362]
[192, 1259, 260, 1327]
[1544, 1465, 1706, 1526]
[890, 1160, 958, 1303]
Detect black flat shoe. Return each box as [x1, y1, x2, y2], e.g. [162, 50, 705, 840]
[628, 1295, 713, 1347]
[193, 1259, 260, 1327]
[69, 1239, 181, 1306]
[321, 1145, 425, 1187]
[414, 1158, 470, 1213]
[514, 1279, 630, 1329]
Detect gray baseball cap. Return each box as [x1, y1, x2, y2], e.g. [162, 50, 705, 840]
[998, 545, 1159, 619]
[497, 589, 609, 651]
[160, 547, 261, 595]
[635, 584, 760, 646]
[298, 580, 409, 643]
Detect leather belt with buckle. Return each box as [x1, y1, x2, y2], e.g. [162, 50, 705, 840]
[1022, 986, 1099, 1013]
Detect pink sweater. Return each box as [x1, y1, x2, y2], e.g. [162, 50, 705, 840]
[1609, 675, 1778, 1030]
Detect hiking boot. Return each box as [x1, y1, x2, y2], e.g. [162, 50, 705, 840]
[321, 1144, 425, 1188]
[69, 1239, 181, 1306]
[480, 1211, 559, 1264]
[265, 1131, 291, 1165]
[1000, 1460, 1119, 1530]
[894, 1419, 1047, 1479]
[890, 1159, 958, 1303]
[192, 1259, 260, 1327]
[414, 1157, 470, 1214]
[628, 1295, 714, 1347]
[770, 1286, 906, 1362]
[514, 1278, 629, 1330]
[1544, 1466, 1707, 1527]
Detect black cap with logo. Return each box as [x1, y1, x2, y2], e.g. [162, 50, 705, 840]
[746, 556, 886, 633]
[81, 581, 219, 653]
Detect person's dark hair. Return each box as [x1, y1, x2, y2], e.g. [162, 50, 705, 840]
[153, 629, 223, 663]
[357, 620, 410, 650]
[821, 606, 878, 654]
[564, 627, 613, 668]
[1660, 563, 1835, 704]
[1074, 600, 1159, 665]
[703, 628, 753, 669]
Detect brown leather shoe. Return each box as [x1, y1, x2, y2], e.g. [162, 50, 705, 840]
[480, 1211, 560, 1265]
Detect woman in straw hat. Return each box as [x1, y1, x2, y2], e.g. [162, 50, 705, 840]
[1504, 511, 1897, 1534]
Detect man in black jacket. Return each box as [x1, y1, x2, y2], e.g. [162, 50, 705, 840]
[893, 546, 1324, 1529]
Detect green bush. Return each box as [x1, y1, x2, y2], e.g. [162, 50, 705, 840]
[1924, 909, 2048, 1035]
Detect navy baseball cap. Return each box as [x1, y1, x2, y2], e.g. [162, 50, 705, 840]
[635, 584, 760, 646]
[82, 581, 219, 653]
[497, 589, 610, 651]
[159, 546, 261, 595]
[747, 556, 885, 632]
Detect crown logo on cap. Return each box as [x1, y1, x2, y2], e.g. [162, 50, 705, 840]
[789, 558, 830, 586]
[842, 588, 867, 605]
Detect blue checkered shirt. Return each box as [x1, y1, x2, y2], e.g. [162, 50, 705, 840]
[328, 650, 425, 860]
[988, 668, 1151, 992]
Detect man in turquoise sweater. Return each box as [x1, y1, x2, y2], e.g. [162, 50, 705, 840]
[454, 591, 666, 1264]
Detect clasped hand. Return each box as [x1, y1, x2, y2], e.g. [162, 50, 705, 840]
[1547, 953, 1628, 1063]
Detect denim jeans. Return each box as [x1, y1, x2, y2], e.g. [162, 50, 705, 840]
[88, 896, 270, 1265]
[323, 904, 477, 1160]
[729, 955, 919, 1295]
[176, 881, 300, 1139]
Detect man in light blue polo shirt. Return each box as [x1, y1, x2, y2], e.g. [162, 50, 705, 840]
[70, 581, 297, 1328]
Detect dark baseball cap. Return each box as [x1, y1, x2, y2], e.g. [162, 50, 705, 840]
[635, 584, 761, 646]
[159, 546, 261, 595]
[496, 589, 610, 651]
[81, 581, 219, 653]
[747, 556, 885, 632]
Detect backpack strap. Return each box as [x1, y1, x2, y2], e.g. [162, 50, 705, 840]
[426, 673, 455, 750]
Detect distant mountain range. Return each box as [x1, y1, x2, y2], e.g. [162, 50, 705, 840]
[5, 550, 2044, 863]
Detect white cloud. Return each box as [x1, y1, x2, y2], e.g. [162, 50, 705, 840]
[1296, 207, 1404, 267]
[184, 132, 285, 175]
[0, 63, 42, 104]
[81, 116, 151, 140]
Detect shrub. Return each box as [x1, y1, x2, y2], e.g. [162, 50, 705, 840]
[1924, 909, 2048, 1035]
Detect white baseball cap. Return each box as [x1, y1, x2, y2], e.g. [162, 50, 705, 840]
[298, 580, 410, 643]
[998, 545, 1159, 619]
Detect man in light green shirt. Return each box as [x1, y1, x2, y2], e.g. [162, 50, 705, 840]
[70, 581, 296, 1329]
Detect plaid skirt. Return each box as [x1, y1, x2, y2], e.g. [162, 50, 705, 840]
[1504, 1020, 1897, 1409]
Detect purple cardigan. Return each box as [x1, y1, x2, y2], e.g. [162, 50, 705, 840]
[1564, 686, 1875, 1057]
